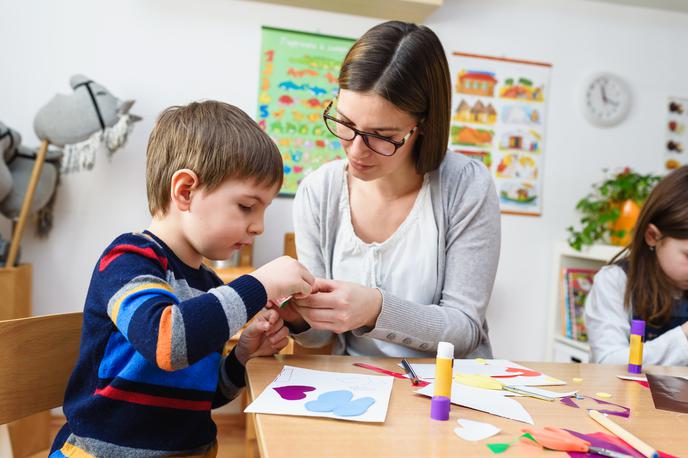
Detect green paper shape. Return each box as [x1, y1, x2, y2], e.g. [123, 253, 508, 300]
[487, 433, 537, 454]
[486, 443, 510, 454]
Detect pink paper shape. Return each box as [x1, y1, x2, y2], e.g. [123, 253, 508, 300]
[273, 385, 316, 400]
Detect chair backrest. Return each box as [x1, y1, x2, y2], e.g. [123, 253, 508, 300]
[0, 312, 82, 425]
[284, 232, 297, 259]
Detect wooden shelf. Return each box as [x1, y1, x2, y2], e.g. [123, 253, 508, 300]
[546, 241, 623, 362]
[244, 0, 443, 23]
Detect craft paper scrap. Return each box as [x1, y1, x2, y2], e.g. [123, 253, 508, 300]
[507, 386, 577, 399]
[617, 375, 647, 382]
[244, 365, 393, 423]
[454, 418, 501, 442]
[407, 359, 565, 386]
[417, 382, 534, 424]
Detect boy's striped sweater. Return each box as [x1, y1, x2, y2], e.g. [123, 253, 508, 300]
[50, 231, 266, 457]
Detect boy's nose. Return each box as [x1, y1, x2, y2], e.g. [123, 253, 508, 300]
[249, 220, 264, 236]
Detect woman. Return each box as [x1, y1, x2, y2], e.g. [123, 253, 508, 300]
[279, 21, 501, 358]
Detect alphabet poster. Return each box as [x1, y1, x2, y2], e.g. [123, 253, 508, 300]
[257, 27, 355, 196]
[448, 52, 552, 216]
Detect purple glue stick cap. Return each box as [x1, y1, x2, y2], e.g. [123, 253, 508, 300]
[631, 320, 645, 335]
[430, 395, 450, 421]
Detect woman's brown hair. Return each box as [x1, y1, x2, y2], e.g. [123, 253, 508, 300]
[611, 165, 688, 324]
[338, 21, 451, 174]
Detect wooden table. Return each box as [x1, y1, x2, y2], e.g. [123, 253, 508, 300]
[245, 355, 688, 457]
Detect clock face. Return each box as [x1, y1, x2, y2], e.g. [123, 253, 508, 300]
[583, 73, 632, 127]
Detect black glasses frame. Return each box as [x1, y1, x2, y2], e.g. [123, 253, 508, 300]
[322, 101, 417, 157]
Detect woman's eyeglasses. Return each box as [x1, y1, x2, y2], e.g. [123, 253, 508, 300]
[322, 101, 417, 157]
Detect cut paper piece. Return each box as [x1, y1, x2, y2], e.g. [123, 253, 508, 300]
[305, 390, 376, 417]
[595, 392, 612, 398]
[559, 395, 630, 418]
[408, 359, 565, 387]
[572, 378, 583, 383]
[305, 390, 352, 412]
[493, 367, 542, 378]
[617, 375, 647, 382]
[454, 418, 501, 442]
[417, 382, 534, 424]
[647, 373, 688, 414]
[455, 374, 504, 390]
[617, 374, 649, 388]
[565, 430, 646, 458]
[487, 433, 536, 454]
[273, 385, 315, 401]
[333, 397, 375, 416]
[245, 365, 393, 423]
[508, 386, 577, 399]
[475, 358, 487, 365]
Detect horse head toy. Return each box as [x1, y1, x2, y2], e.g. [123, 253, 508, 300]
[1, 74, 140, 266]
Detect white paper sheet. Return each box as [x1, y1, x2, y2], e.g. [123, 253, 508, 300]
[416, 382, 534, 424]
[244, 365, 394, 423]
[616, 374, 647, 382]
[407, 359, 565, 386]
[454, 418, 501, 441]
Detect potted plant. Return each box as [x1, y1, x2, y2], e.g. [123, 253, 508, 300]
[567, 167, 661, 251]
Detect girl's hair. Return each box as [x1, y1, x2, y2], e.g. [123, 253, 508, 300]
[611, 165, 688, 324]
[338, 21, 451, 174]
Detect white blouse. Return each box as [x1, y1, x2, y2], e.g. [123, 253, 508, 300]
[332, 172, 439, 357]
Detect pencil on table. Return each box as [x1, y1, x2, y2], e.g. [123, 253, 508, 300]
[588, 410, 659, 458]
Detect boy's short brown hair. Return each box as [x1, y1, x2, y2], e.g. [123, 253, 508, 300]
[146, 100, 283, 216]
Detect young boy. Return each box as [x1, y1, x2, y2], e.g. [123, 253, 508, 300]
[50, 101, 314, 457]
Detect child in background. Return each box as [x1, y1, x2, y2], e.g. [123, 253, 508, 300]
[50, 101, 314, 457]
[586, 165, 688, 366]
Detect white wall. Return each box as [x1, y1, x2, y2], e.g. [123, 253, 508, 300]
[1, 0, 686, 360]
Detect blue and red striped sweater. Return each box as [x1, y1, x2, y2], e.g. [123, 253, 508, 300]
[50, 231, 266, 457]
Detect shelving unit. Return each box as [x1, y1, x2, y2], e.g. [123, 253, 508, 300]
[244, 0, 443, 23]
[546, 241, 624, 363]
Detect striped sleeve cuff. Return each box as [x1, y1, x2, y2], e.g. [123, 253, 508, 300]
[228, 275, 267, 320]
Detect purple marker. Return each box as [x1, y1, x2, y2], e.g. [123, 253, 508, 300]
[628, 320, 645, 374]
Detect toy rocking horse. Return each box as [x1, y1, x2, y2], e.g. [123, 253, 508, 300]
[0, 74, 141, 267]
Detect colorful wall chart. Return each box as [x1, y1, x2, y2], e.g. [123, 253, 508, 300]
[257, 27, 355, 196]
[664, 97, 687, 171]
[448, 52, 552, 216]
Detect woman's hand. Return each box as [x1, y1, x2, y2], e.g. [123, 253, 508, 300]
[291, 278, 382, 333]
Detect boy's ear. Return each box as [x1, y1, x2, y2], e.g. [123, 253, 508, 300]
[644, 223, 662, 248]
[170, 169, 199, 212]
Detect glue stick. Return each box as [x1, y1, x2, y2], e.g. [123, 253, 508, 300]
[628, 320, 645, 374]
[430, 341, 454, 421]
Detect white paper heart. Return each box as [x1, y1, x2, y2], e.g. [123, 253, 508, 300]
[453, 418, 501, 441]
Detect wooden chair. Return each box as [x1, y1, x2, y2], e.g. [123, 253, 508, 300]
[0, 313, 83, 457]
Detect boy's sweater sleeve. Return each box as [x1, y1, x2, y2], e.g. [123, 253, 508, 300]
[97, 236, 266, 371]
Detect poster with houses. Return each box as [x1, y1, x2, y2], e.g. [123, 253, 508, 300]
[448, 52, 552, 216]
[257, 27, 355, 196]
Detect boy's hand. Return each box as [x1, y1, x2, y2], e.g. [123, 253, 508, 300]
[234, 309, 290, 365]
[250, 256, 315, 301]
